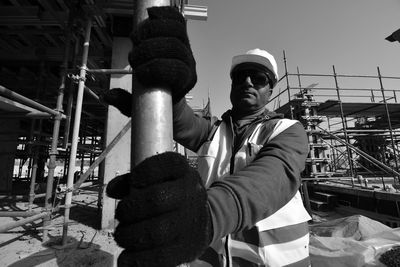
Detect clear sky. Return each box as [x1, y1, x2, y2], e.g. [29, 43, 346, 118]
[185, 0, 400, 117]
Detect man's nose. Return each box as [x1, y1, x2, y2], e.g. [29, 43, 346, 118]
[243, 76, 253, 85]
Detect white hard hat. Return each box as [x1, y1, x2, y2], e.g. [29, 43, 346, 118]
[230, 48, 279, 87]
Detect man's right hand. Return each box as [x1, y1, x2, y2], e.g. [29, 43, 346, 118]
[129, 6, 197, 103]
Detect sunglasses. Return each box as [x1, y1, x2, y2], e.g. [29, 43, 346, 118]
[231, 69, 271, 88]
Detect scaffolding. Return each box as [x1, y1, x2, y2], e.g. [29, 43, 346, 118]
[268, 51, 400, 195]
[1, 0, 399, 251]
[0, 0, 209, 248]
[0, 1, 130, 244]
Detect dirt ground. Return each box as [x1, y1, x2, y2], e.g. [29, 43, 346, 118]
[0, 186, 122, 267]
[1, 185, 399, 267]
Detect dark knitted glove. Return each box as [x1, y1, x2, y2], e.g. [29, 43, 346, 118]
[106, 152, 212, 267]
[129, 6, 197, 103]
[101, 88, 132, 117]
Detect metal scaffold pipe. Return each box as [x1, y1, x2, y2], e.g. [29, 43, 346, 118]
[73, 120, 131, 190]
[131, 0, 173, 166]
[377, 66, 399, 179]
[0, 212, 49, 233]
[0, 211, 41, 217]
[42, 21, 73, 242]
[63, 39, 80, 149]
[86, 69, 132, 74]
[333, 65, 355, 181]
[131, 2, 181, 267]
[62, 18, 93, 245]
[0, 85, 66, 119]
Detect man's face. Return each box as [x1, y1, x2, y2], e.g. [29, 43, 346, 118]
[230, 63, 273, 114]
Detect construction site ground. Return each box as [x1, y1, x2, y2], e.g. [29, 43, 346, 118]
[0, 186, 121, 267]
[1, 186, 400, 266]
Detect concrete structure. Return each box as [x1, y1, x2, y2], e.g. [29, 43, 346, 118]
[102, 38, 132, 230]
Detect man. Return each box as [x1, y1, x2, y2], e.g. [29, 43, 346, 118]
[104, 6, 311, 267]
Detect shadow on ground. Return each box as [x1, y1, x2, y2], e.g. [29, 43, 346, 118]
[8, 235, 114, 267]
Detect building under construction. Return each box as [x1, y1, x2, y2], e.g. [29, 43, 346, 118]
[0, 0, 400, 259]
[269, 52, 400, 227]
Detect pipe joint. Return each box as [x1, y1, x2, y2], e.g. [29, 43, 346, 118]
[47, 163, 57, 170]
[68, 73, 87, 83]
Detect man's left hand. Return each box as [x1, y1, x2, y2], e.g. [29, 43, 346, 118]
[106, 152, 212, 267]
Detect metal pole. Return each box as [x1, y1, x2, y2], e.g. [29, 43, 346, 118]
[131, 2, 182, 266]
[377, 67, 399, 181]
[332, 65, 355, 182]
[0, 211, 41, 217]
[74, 120, 131, 190]
[84, 85, 101, 101]
[283, 50, 291, 102]
[43, 25, 72, 243]
[297, 66, 302, 93]
[27, 155, 32, 180]
[0, 85, 66, 119]
[131, 0, 173, 166]
[0, 212, 49, 233]
[62, 18, 92, 245]
[86, 69, 132, 74]
[63, 39, 80, 149]
[89, 136, 95, 180]
[327, 117, 337, 172]
[28, 151, 38, 211]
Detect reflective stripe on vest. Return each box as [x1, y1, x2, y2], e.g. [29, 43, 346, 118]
[195, 118, 311, 267]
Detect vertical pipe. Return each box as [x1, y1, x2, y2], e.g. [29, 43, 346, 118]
[283, 50, 291, 102]
[63, 39, 80, 149]
[97, 124, 108, 213]
[332, 65, 355, 183]
[131, 2, 183, 267]
[327, 117, 335, 172]
[283, 51, 294, 119]
[42, 25, 72, 243]
[90, 135, 95, 179]
[28, 152, 38, 212]
[377, 67, 399, 182]
[18, 158, 23, 178]
[63, 147, 69, 178]
[296, 66, 302, 93]
[27, 155, 32, 179]
[131, 0, 173, 167]
[80, 130, 86, 173]
[62, 18, 92, 245]
[129, 3, 196, 267]
[26, 121, 36, 201]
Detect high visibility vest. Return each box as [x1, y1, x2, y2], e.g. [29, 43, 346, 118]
[192, 118, 312, 267]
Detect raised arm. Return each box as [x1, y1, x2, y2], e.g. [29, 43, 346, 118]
[173, 98, 213, 151]
[207, 122, 309, 243]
